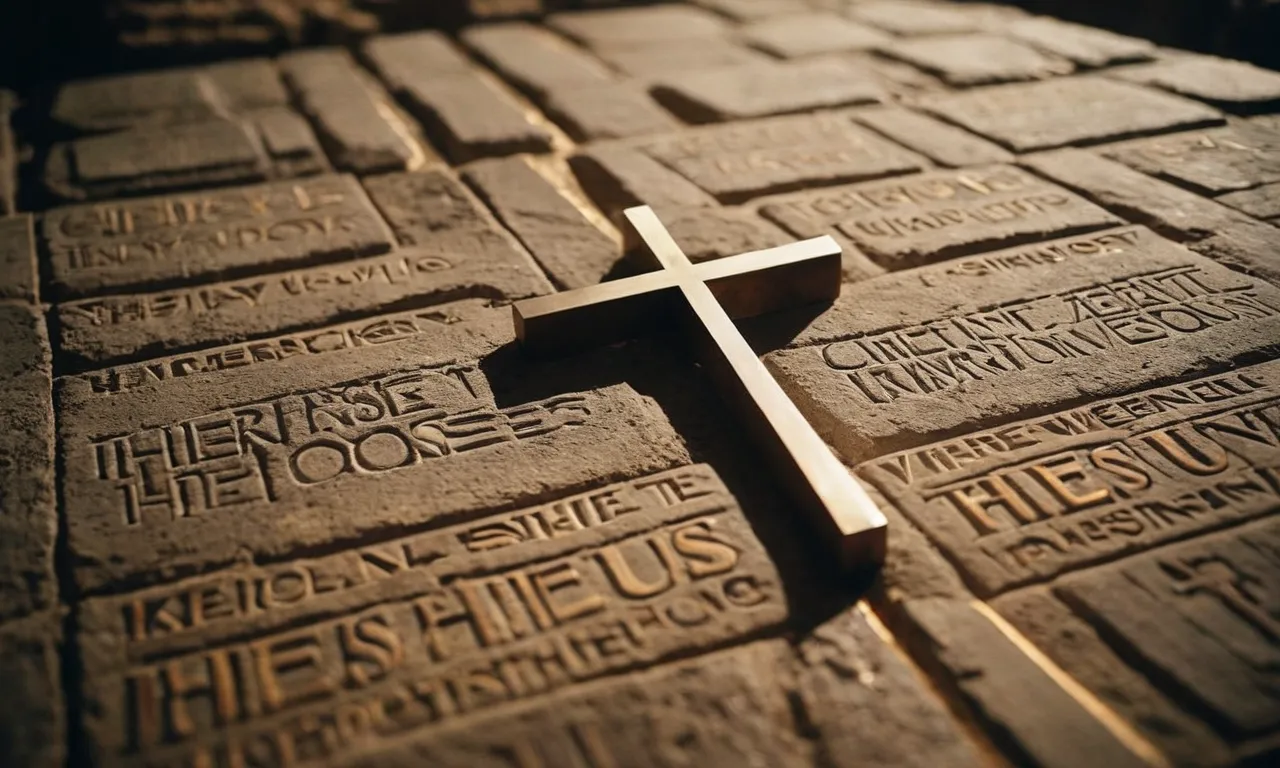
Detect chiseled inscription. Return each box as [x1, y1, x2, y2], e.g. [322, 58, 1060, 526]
[860, 364, 1280, 594]
[45, 175, 394, 297]
[111, 466, 729, 649]
[89, 503, 780, 766]
[1056, 519, 1280, 734]
[62, 252, 453, 326]
[825, 251, 1280, 405]
[79, 307, 465, 395]
[763, 165, 1118, 266]
[88, 364, 588, 526]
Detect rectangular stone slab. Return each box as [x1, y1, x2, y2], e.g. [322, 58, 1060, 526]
[58, 308, 690, 594]
[760, 164, 1122, 269]
[75, 465, 780, 765]
[55, 234, 551, 370]
[0, 215, 38, 303]
[0, 610, 65, 768]
[44, 174, 396, 298]
[859, 360, 1280, 596]
[765, 227, 1280, 465]
[918, 77, 1224, 152]
[0, 304, 56, 621]
[1056, 518, 1280, 738]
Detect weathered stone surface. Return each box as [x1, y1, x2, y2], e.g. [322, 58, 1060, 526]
[50, 68, 220, 132]
[365, 33, 553, 163]
[74, 459, 785, 763]
[652, 58, 886, 123]
[1219, 183, 1280, 222]
[1101, 121, 1280, 196]
[883, 34, 1075, 87]
[638, 113, 925, 204]
[1022, 149, 1280, 285]
[902, 598, 1145, 768]
[0, 216, 38, 303]
[44, 174, 396, 299]
[569, 142, 717, 219]
[1004, 17, 1156, 68]
[56, 171, 550, 369]
[0, 611, 65, 768]
[45, 119, 268, 202]
[246, 106, 329, 178]
[549, 5, 730, 48]
[0, 304, 56, 621]
[1056, 518, 1280, 738]
[861, 359, 1280, 596]
[203, 58, 290, 111]
[853, 106, 1015, 167]
[919, 77, 1223, 152]
[463, 156, 619, 289]
[592, 38, 771, 79]
[461, 21, 613, 98]
[993, 587, 1233, 767]
[742, 12, 891, 58]
[280, 48, 425, 175]
[543, 82, 680, 142]
[850, 0, 1021, 36]
[765, 227, 1280, 465]
[792, 606, 985, 768]
[333, 642, 809, 766]
[662, 207, 791, 264]
[59, 304, 695, 596]
[1109, 54, 1280, 110]
[759, 164, 1120, 269]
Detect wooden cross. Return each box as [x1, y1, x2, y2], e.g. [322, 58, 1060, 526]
[513, 205, 887, 568]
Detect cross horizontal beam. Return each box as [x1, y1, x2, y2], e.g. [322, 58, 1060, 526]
[514, 206, 887, 569]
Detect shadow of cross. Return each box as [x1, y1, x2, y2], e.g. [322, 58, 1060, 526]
[513, 205, 887, 569]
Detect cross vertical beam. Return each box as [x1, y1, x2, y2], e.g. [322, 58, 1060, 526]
[514, 206, 887, 569]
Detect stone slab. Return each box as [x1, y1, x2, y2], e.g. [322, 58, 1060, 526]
[280, 49, 424, 175]
[0, 611, 65, 768]
[1109, 55, 1280, 110]
[569, 141, 717, 219]
[50, 68, 220, 132]
[58, 307, 691, 596]
[1022, 149, 1280, 286]
[764, 227, 1280, 465]
[638, 112, 925, 204]
[593, 38, 771, 79]
[548, 5, 730, 48]
[0, 215, 38, 304]
[919, 77, 1224, 152]
[365, 34, 552, 163]
[903, 598, 1144, 768]
[1057, 518, 1280, 738]
[851, 0, 1022, 36]
[462, 21, 614, 99]
[45, 119, 269, 202]
[652, 58, 886, 123]
[203, 58, 290, 111]
[883, 34, 1075, 87]
[853, 106, 1015, 168]
[742, 12, 892, 58]
[860, 359, 1280, 596]
[0, 304, 56, 622]
[1100, 122, 1280, 196]
[759, 164, 1120, 269]
[693, 0, 810, 21]
[44, 174, 396, 299]
[1004, 17, 1156, 68]
[463, 156, 618, 289]
[542, 82, 679, 142]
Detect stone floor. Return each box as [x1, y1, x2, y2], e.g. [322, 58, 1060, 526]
[2, 1, 1280, 766]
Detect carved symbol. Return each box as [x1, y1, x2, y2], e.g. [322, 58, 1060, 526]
[513, 206, 887, 568]
[1162, 556, 1280, 642]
